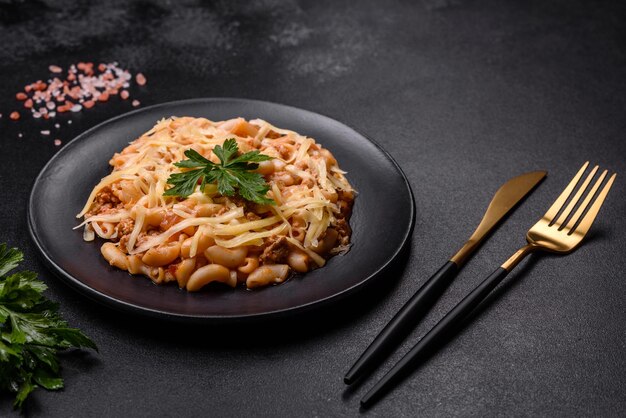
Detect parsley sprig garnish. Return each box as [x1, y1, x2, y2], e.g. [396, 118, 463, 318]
[164, 139, 275, 205]
[0, 243, 97, 410]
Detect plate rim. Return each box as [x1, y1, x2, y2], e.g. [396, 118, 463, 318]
[27, 97, 416, 322]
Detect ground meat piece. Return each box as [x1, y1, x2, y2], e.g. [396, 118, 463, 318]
[119, 230, 154, 253]
[342, 190, 354, 199]
[118, 235, 129, 253]
[246, 212, 261, 221]
[95, 187, 112, 205]
[333, 218, 352, 246]
[229, 195, 252, 213]
[95, 186, 120, 205]
[98, 204, 116, 214]
[212, 196, 253, 215]
[337, 190, 354, 216]
[86, 187, 123, 217]
[112, 217, 134, 245]
[116, 218, 134, 236]
[260, 236, 289, 264]
[86, 203, 111, 217]
[337, 199, 353, 219]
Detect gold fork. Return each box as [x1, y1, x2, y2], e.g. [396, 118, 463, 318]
[361, 162, 617, 408]
[501, 161, 616, 271]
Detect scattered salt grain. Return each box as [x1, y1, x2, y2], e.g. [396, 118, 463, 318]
[8, 63, 147, 147]
[18, 133, 23, 138]
[135, 73, 147, 86]
[12, 62, 144, 122]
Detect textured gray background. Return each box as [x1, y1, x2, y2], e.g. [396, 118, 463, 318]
[1, 0, 625, 416]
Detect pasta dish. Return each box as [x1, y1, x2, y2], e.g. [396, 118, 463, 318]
[76, 117, 355, 290]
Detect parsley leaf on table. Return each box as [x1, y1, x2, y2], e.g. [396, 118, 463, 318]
[0, 243, 97, 410]
[164, 139, 275, 205]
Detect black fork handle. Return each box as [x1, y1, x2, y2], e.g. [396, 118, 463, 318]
[344, 261, 459, 384]
[361, 266, 510, 408]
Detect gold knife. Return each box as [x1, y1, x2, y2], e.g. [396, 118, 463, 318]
[344, 170, 547, 385]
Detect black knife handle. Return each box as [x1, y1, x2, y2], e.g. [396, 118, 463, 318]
[360, 267, 510, 407]
[344, 261, 459, 385]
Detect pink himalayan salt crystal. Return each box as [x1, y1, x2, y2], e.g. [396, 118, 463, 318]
[135, 73, 147, 86]
[54, 139, 62, 146]
[132, 99, 140, 107]
[16, 62, 137, 121]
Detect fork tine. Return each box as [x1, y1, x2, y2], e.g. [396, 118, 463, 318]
[563, 169, 607, 232]
[555, 165, 599, 229]
[571, 173, 616, 237]
[544, 162, 589, 224]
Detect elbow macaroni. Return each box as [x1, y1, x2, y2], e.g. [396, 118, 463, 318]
[78, 117, 354, 291]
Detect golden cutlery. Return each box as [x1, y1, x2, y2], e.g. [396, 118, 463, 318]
[345, 170, 546, 384]
[361, 162, 616, 408]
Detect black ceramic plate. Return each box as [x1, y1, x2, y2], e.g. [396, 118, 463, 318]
[28, 98, 415, 322]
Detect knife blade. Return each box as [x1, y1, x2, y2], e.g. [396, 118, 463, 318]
[344, 170, 547, 385]
[450, 170, 548, 266]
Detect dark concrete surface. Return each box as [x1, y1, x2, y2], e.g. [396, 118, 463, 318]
[1, 0, 625, 416]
